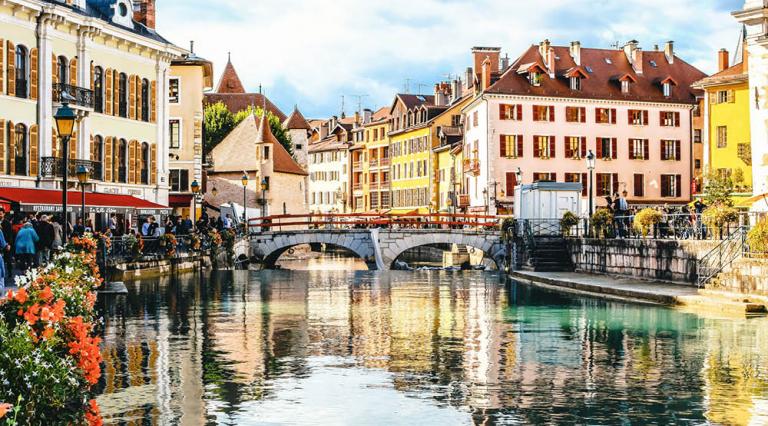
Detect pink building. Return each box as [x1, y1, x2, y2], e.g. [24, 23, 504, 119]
[461, 41, 706, 214]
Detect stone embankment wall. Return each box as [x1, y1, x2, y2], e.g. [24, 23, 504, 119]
[565, 239, 719, 284]
[707, 257, 768, 296]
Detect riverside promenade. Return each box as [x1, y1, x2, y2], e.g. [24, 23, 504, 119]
[510, 270, 768, 315]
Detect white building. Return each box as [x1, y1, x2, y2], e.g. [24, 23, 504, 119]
[308, 117, 355, 213]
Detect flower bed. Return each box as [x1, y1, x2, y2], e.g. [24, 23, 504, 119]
[0, 236, 104, 425]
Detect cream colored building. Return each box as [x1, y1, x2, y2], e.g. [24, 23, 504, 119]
[0, 0, 185, 228]
[308, 116, 355, 213]
[168, 48, 213, 218]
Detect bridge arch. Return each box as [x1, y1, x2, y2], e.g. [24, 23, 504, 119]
[378, 230, 507, 271]
[253, 231, 377, 270]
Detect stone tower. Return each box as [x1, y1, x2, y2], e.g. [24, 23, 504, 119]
[283, 106, 311, 169]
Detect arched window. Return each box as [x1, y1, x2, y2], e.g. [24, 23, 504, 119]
[14, 124, 27, 176]
[58, 56, 68, 86]
[118, 73, 127, 118]
[141, 79, 149, 122]
[15, 46, 27, 98]
[94, 66, 104, 113]
[140, 142, 149, 184]
[117, 138, 127, 183]
[93, 135, 104, 180]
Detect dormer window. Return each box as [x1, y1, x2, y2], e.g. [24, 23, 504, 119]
[663, 83, 671, 97]
[529, 72, 542, 86]
[622, 80, 630, 94]
[617, 73, 637, 95]
[660, 76, 677, 98]
[570, 76, 581, 91]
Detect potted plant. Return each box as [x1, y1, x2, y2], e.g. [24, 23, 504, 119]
[702, 203, 740, 239]
[560, 211, 579, 237]
[747, 218, 768, 257]
[633, 208, 663, 238]
[590, 209, 613, 239]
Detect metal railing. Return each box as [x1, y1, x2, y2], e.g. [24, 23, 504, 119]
[105, 234, 213, 264]
[697, 226, 748, 287]
[53, 83, 94, 109]
[248, 212, 501, 232]
[40, 157, 102, 180]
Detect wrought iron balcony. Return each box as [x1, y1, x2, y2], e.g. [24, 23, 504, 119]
[462, 158, 480, 176]
[52, 83, 94, 109]
[40, 157, 103, 181]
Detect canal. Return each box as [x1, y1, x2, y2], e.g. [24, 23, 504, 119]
[96, 255, 768, 425]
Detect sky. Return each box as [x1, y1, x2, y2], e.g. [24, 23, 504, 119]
[156, 0, 745, 119]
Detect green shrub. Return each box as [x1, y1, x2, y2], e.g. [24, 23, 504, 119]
[591, 209, 613, 238]
[702, 203, 740, 238]
[499, 217, 515, 242]
[560, 211, 580, 236]
[747, 218, 768, 255]
[633, 208, 663, 237]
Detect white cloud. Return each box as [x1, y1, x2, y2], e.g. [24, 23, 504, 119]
[157, 0, 744, 116]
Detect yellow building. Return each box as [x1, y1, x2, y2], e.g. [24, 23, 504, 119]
[362, 107, 391, 211]
[430, 95, 471, 212]
[693, 47, 752, 203]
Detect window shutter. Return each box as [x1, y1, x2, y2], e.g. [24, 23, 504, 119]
[675, 140, 681, 161]
[52, 54, 58, 86]
[550, 172, 557, 182]
[499, 135, 506, 157]
[69, 56, 77, 87]
[595, 137, 602, 158]
[674, 112, 680, 127]
[581, 172, 588, 196]
[565, 138, 572, 158]
[134, 141, 141, 184]
[8, 121, 16, 175]
[595, 108, 600, 123]
[549, 106, 555, 121]
[533, 106, 540, 121]
[30, 48, 38, 100]
[499, 104, 504, 120]
[516, 104, 523, 121]
[505, 172, 516, 195]
[627, 111, 633, 125]
[112, 69, 119, 116]
[549, 136, 556, 158]
[580, 137, 586, 158]
[661, 175, 669, 197]
[634, 174, 643, 197]
[628, 139, 634, 160]
[70, 130, 77, 160]
[675, 174, 682, 197]
[7, 41, 15, 96]
[643, 110, 648, 125]
[90, 61, 94, 91]
[104, 137, 113, 182]
[659, 111, 664, 126]
[150, 80, 157, 123]
[517, 135, 523, 158]
[611, 138, 617, 159]
[0, 120, 4, 174]
[660, 140, 666, 161]
[51, 127, 58, 158]
[128, 75, 136, 120]
[611, 109, 617, 124]
[0, 39, 4, 95]
[90, 134, 95, 162]
[533, 136, 540, 158]
[644, 139, 649, 160]
[29, 125, 38, 176]
[727, 90, 735, 103]
[104, 68, 113, 115]
[612, 173, 619, 194]
[150, 143, 157, 184]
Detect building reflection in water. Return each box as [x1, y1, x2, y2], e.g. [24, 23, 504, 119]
[96, 270, 768, 425]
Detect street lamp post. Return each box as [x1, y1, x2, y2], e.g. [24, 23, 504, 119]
[54, 103, 77, 244]
[241, 173, 249, 223]
[261, 178, 268, 218]
[76, 165, 89, 227]
[586, 150, 596, 217]
[191, 180, 200, 233]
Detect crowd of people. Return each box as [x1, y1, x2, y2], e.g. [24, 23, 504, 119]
[600, 191, 709, 239]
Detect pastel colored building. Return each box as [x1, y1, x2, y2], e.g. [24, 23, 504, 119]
[308, 115, 355, 213]
[692, 44, 752, 205]
[461, 41, 706, 215]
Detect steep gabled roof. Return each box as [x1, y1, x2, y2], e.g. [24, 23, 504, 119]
[255, 114, 307, 176]
[215, 58, 246, 94]
[487, 44, 706, 104]
[692, 61, 748, 88]
[283, 106, 312, 130]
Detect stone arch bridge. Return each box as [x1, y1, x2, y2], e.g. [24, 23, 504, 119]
[250, 229, 508, 270]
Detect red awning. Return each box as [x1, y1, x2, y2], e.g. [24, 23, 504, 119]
[169, 194, 193, 207]
[0, 188, 171, 215]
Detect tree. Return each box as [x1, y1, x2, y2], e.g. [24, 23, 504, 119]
[203, 102, 235, 152]
[703, 169, 735, 207]
[233, 105, 293, 156]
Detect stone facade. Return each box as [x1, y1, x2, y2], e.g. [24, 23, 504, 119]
[565, 238, 719, 284]
[707, 257, 768, 295]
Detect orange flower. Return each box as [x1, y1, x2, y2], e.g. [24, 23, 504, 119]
[23, 304, 41, 325]
[0, 402, 12, 418]
[14, 288, 28, 304]
[38, 286, 54, 303]
[40, 326, 55, 340]
[85, 399, 102, 426]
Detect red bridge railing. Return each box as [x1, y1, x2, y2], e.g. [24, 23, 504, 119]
[247, 212, 501, 231]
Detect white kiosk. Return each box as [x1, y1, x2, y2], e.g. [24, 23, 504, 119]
[514, 182, 583, 234]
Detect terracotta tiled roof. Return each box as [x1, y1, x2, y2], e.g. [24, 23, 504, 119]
[488, 44, 706, 104]
[255, 114, 308, 176]
[309, 137, 350, 153]
[692, 61, 748, 88]
[283, 106, 312, 130]
[215, 59, 246, 94]
[371, 106, 390, 122]
[395, 94, 436, 110]
[204, 93, 287, 121]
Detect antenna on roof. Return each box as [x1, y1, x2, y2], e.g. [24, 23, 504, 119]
[348, 94, 369, 115]
[258, 84, 262, 95]
[227, 51, 231, 62]
[190, 40, 194, 54]
[416, 83, 429, 95]
[610, 41, 621, 50]
[403, 78, 412, 93]
[340, 95, 345, 117]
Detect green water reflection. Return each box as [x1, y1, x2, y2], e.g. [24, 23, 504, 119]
[96, 269, 768, 425]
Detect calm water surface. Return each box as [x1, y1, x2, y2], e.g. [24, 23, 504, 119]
[96, 258, 768, 425]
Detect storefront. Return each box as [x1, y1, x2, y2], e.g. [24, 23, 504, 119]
[0, 188, 170, 234]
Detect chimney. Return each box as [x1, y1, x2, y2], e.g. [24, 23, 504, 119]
[718, 48, 730, 72]
[664, 41, 674, 64]
[451, 79, 460, 103]
[742, 41, 749, 70]
[133, 0, 156, 29]
[465, 67, 474, 90]
[363, 108, 372, 124]
[539, 39, 551, 61]
[623, 40, 642, 74]
[570, 41, 581, 66]
[471, 47, 501, 89]
[481, 57, 492, 91]
[546, 47, 555, 77]
[501, 54, 510, 72]
[353, 111, 360, 125]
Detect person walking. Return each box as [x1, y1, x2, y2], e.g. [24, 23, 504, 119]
[0, 209, 13, 286]
[36, 215, 55, 266]
[51, 215, 63, 251]
[14, 222, 39, 272]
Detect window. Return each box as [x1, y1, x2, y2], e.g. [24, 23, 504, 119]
[169, 119, 181, 149]
[564, 172, 588, 196]
[533, 136, 554, 158]
[505, 172, 517, 195]
[93, 135, 104, 180]
[660, 174, 681, 198]
[633, 174, 644, 197]
[15, 45, 27, 98]
[473, 111, 479, 127]
[264, 145, 270, 160]
[629, 139, 648, 160]
[717, 126, 727, 148]
[500, 135, 523, 158]
[94, 66, 104, 113]
[596, 173, 617, 196]
[595, 108, 616, 124]
[597, 137, 617, 160]
[565, 106, 586, 123]
[570, 76, 581, 91]
[628, 109, 648, 125]
[663, 83, 671, 97]
[58, 56, 68, 86]
[661, 140, 681, 161]
[533, 172, 556, 182]
[694, 129, 702, 143]
[169, 78, 180, 103]
[499, 104, 522, 120]
[564, 136, 585, 159]
[533, 105, 554, 122]
[529, 72, 542, 86]
[169, 169, 190, 192]
[621, 80, 630, 94]
[140, 143, 149, 184]
[118, 73, 127, 118]
[117, 139, 127, 183]
[141, 79, 149, 122]
[695, 159, 701, 170]
[660, 111, 680, 127]
[13, 124, 27, 176]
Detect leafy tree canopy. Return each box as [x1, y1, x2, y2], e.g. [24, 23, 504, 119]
[703, 169, 735, 207]
[203, 102, 293, 156]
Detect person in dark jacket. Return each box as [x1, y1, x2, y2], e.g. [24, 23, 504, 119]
[35, 215, 55, 265]
[0, 209, 13, 286]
